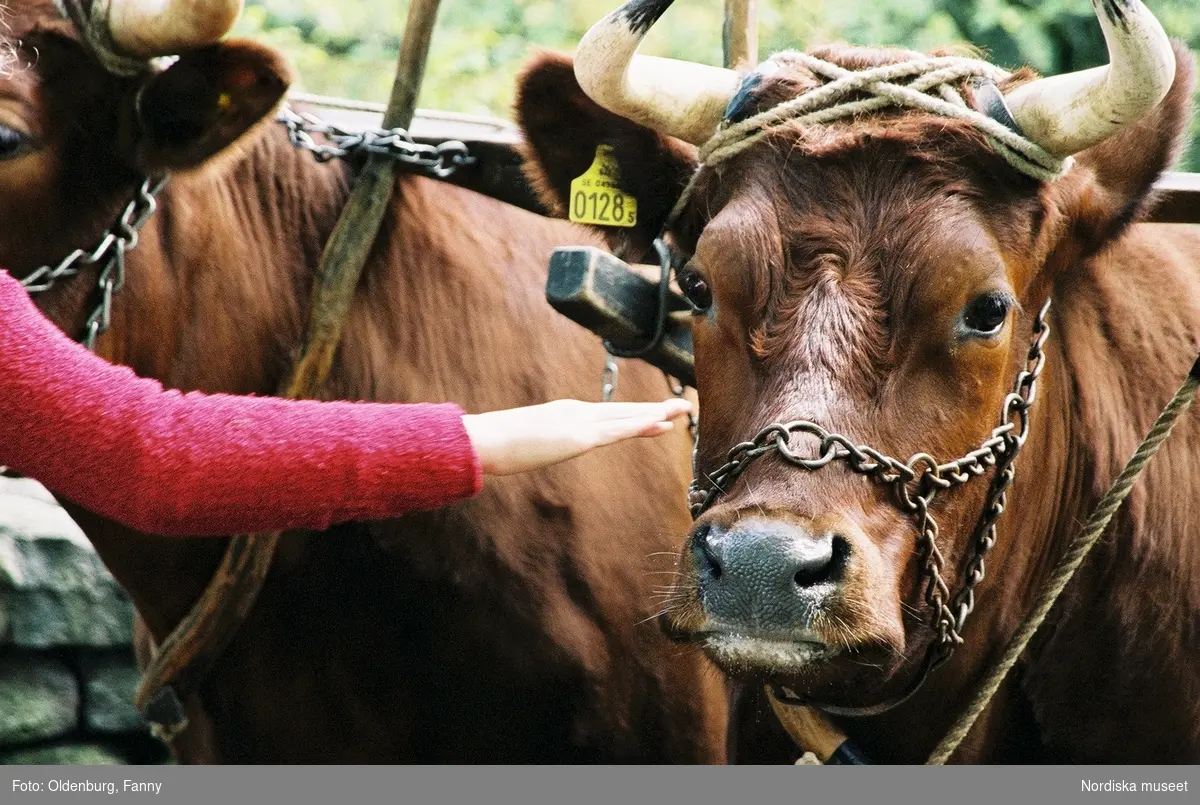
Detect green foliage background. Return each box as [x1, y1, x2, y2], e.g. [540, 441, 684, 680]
[233, 0, 1199, 170]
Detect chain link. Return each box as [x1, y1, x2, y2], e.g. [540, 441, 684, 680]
[689, 299, 1053, 684]
[601, 351, 620, 401]
[276, 105, 475, 178]
[20, 176, 169, 350]
[669, 376, 699, 442]
[18, 105, 476, 351]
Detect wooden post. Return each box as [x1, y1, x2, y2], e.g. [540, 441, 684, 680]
[723, 0, 758, 69]
[286, 0, 444, 396]
[766, 689, 871, 765]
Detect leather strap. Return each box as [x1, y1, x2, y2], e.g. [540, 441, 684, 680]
[130, 0, 446, 745]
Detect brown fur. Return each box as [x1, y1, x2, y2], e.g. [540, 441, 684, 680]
[0, 2, 729, 762]
[515, 44, 1200, 762]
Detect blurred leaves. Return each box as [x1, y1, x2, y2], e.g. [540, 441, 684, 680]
[233, 0, 1199, 169]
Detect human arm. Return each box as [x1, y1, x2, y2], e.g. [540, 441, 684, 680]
[0, 270, 690, 537]
[0, 271, 482, 535]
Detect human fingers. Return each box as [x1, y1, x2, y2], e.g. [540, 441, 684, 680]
[571, 398, 693, 424]
[589, 412, 681, 447]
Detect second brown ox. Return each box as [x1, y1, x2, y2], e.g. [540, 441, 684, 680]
[517, 0, 1200, 763]
[0, 0, 729, 762]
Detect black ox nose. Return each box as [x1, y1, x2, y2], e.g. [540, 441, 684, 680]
[692, 517, 850, 630]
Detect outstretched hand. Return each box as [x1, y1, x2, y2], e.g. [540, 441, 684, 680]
[462, 398, 694, 476]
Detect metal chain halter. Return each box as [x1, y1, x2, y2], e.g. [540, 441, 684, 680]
[20, 176, 169, 349]
[276, 105, 475, 178]
[690, 300, 1052, 715]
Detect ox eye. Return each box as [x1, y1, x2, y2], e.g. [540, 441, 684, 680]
[677, 267, 712, 313]
[0, 124, 32, 161]
[961, 292, 1010, 336]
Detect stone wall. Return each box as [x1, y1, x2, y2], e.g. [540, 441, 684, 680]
[0, 476, 169, 764]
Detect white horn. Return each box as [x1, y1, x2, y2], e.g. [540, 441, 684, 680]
[102, 0, 244, 58]
[575, 0, 742, 145]
[1004, 0, 1176, 157]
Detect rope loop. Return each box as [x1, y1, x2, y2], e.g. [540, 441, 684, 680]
[59, 0, 153, 78]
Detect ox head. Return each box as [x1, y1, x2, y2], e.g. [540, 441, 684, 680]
[516, 0, 1195, 708]
[0, 0, 289, 271]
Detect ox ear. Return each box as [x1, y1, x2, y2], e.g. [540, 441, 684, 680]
[128, 40, 292, 171]
[1043, 42, 1196, 263]
[514, 51, 698, 260]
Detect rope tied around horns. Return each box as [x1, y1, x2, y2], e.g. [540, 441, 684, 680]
[666, 53, 1074, 229]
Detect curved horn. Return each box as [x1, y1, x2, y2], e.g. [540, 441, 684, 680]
[574, 0, 741, 145]
[102, 0, 245, 58]
[1004, 0, 1176, 157]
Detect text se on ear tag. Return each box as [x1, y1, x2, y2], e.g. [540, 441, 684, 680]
[569, 144, 638, 228]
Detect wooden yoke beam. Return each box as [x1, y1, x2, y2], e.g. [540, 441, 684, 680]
[546, 247, 695, 387]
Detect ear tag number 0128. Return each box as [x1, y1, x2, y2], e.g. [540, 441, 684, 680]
[569, 144, 638, 227]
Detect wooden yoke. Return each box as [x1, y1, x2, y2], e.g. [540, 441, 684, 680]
[134, 0, 446, 743]
[547, 247, 695, 385]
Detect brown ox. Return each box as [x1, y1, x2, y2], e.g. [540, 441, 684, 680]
[516, 0, 1200, 763]
[0, 0, 729, 762]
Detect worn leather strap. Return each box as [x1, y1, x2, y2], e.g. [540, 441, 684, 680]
[131, 194, 397, 740]
[134, 533, 280, 741]
[133, 222, 391, 741]
[131, 0, 445, 746]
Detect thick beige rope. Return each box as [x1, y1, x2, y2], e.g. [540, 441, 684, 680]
[927, 366, 1200, 764]
[667, 53, 1072, 228]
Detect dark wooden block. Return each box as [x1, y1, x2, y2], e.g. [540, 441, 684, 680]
[546, 247, 696, 386]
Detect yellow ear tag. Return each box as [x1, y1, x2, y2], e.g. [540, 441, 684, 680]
[569, 144, 638, 227]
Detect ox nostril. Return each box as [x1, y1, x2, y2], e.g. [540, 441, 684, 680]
[692, 524, 722, 581]
[792, 534, 850, 589]
[692, 518, 855, 630]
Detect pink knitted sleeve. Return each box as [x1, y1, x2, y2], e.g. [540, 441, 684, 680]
[0, 270, 483, 536]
